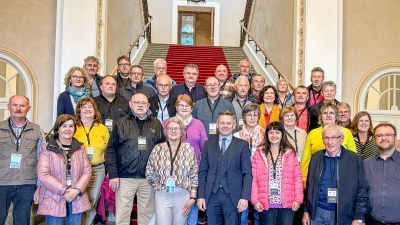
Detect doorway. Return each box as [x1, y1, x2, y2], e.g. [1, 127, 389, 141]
[178, 10, 213, 46]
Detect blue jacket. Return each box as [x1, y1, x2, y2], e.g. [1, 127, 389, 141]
[144, 75, 177, 94]
[57, 91, 75, 117]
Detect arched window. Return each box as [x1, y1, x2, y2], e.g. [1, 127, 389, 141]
[0, 48, 35, 121]
[357, 64, 400, 138]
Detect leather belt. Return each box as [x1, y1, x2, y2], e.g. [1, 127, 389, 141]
[92, 162, 105, 168]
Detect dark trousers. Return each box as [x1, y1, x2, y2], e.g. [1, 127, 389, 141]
[0, 184, 36, 225]
[206, 187, 240, 225]
[259, 208, 295, 225]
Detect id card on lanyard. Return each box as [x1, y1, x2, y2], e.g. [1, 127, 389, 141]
[207, 98, 220, 135]
[8, 119, 26, 169]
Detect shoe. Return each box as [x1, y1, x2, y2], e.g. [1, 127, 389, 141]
[197, 215, 207, 224]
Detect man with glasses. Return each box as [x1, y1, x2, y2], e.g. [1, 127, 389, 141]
[144, 59, 176, 94]
[83, 56, 102, 97]
[229, 59, 255, 84]
[171, 64, 206, 103]
[193, 77, 236, 139]
[117, 65, 156, 102]
[225, 76, 259, 130]
[364, 123, 400, 225]
[114, 55, 132, 90]
[337, 102, 352, 129]
[148, 75, 177, 122]
[105, 93, 164, 225]
[302, 123, 367, 225]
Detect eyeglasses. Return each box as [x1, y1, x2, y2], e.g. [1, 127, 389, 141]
[71, 76, 84, 80]
[374, 133, 396, 139]
[177, 104, 191, 109]
[131, 101, 148, 106]
[157, 84, 171, 88]
[155, 67, 165, 71]
[240, 65, 250, 69]
[119, 63, 130, 67]
[205, 83, 219, 88]
[322, 136, 343, 141]
[167, 127, 180, 132]
[284, 113, 296, 118]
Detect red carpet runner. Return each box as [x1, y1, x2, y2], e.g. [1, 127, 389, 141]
[165, 45, 232, 85]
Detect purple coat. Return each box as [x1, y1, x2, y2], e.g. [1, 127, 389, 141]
[162, 118, 207, 168]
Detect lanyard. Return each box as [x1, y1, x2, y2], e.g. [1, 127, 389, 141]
[158, 98, 168, 122]
[8, 119, 27, 152]
[311, 90, 321, 104]
[249, 133, 253, 152]
[295, 106, 308, 127]
[329, 156, 337, 187]
[278, 95, 287, 107]
[237, 97, 247, 110]
[84, 124, 94, 146]
[286, 130, 298, 154]
[206, 97, 220, 122]
[167, 141, 182, 177]
[269, 151, 279, 179]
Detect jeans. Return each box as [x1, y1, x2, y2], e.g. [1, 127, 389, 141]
[187, 203, 198, 225]
[0, 184, 36, 225]
[310, 207, 335, 225]
[83, 163, 105, 225]
[259, 208, 295, 225]
[45, 202, 82, 225]
[241, 208, 248, 225]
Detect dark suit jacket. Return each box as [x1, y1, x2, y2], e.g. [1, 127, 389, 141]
[148, 95, 177, 119]
[198, 136, 252, 206]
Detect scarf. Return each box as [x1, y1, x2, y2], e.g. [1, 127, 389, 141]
[259, 103, 281, 129]
[175, 114, 193, 127]
[238, 124, 265, 147]
[66, 86, 90, 103]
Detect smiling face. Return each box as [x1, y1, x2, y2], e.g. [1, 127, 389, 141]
[176, 100, 193, 118]
[166, 121, 182, 142]
[263, 88, 276, 104]
[294, 87, 309, 105]
[267, 129, 282, 146]
[58, 119, 75, 141]
[321, 107, 336, 125]
[217, 114, 236, 136]
[357, 115, 370, 133]
[80, 102, 95, 120]
[244, 110, 259, 128]
[69, 70, 85, 89]
[215, 65, 228, 83]
[8, 95, 30, 121]
[374, 126, 397, 152]
[311, 71, 324, 89]
[283, 112, 296, 127]
[205, 77, 220, 99]
[323, 128, 344, 155]
[338, 106, 350, 124]
[183, 67, 199, 85]
[322, 86, 336, 102]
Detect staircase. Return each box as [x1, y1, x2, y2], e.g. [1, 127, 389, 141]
[139, 43, 256, 85]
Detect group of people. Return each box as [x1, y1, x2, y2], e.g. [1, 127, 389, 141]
[1, 56, 399, 225]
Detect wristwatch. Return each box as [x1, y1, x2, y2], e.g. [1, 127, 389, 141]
[190, 197, 197, 201]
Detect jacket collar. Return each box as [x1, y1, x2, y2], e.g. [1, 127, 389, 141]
[46, 135, 83, 155]
[129, 108, 152, 121]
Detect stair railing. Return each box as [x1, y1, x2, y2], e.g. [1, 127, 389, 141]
[239, 20, 295, 91]
[109, 15, 153, 75]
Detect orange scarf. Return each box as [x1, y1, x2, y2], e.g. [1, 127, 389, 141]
[259, 103, 281, 129]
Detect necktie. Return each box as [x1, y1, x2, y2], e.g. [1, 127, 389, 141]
[221, 138, 227, 154]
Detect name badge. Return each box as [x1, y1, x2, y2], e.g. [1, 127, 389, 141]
[239, 118, 244, 130]
[209, 123, 217, 134]
[138, 137, 146, 150]
[270, 182, 279, 195]
[166, 177, 175, 193]
[105, 119, 113, 131]
[327, 188, 337, 203]
[86, 147, 94, 161]
[10, 153, 22, 169]
[66, 179, 72, 187]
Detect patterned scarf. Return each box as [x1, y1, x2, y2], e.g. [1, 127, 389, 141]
[66, 86, 90, 103]
[238, 124, 265, 147]
[175, 114, 193, 127]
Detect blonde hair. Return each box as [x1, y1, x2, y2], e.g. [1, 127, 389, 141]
[63, 66, 90, 88]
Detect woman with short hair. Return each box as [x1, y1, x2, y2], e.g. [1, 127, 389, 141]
[276, 79, 294, 108]
[259, 85, 281, 129]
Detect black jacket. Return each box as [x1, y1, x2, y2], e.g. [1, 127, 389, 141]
[105, 110, 164, 179]
[304, 147, 367, 224]
[148, 95, 177, 120]
[117, 81, 156, 101]
[224, 93, 260, 104]
[308, 99, 340, 131]
[93, 95, 129, 125]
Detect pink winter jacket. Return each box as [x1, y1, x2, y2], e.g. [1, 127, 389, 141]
[37, 137, 92, 217]
[250, 148, 303, 209]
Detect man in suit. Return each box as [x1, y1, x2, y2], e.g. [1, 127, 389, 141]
[197, 110, 252, 225]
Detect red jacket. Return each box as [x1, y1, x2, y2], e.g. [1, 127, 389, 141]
[251, 148, 303, 209]
[37, 137, 92, 217]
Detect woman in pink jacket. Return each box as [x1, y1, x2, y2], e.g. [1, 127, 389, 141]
[37, 114, 92, 225]
[251, 122, 303, 225]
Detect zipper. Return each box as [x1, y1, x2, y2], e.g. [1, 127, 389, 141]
[336, 158, 339, 225]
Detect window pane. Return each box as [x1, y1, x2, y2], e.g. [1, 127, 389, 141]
[0, 109, 9, 121]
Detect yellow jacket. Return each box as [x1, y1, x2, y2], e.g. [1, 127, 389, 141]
[300, 126, 357, 182]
